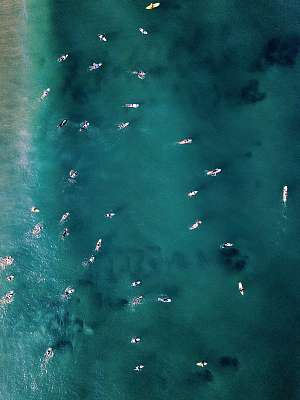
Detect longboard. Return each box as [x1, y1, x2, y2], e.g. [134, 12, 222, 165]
[146, 2, 160, 9]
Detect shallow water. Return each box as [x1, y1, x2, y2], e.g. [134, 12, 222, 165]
[1, 0, 300, 399]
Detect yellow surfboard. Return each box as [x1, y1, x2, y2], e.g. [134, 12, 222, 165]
[146, 2, 160, 10]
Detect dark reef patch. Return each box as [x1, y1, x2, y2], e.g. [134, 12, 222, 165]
[257, 36, 300, 69]
[219, 356, 239, 368]
[241, 80, 266, 104]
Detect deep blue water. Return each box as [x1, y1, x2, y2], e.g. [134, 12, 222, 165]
[1, 0, 300, 399]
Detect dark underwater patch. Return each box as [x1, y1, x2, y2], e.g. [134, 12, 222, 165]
[219, 247, 248, 272]
[53, 338, 73, 351]
[257, 36, 300, 69]
[219, 356, 239, 368]
[241, 80, 266, 104]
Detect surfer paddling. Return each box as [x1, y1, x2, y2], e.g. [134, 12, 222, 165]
[146, 2, 160, 9]
[57, 54, 68, 63]
[206, 168, 222, 176]
[196, 360, 208, 368]
[139, 28, 148, 35]
[124, 104, 140, 108]
[60, 212, 70, 223]
[95, 239, 102, 252]
[88, 63, 102, 71]
[42, 347, 54, 367]
[187, 190, 198, 197]
[177, 138, 192, 145]
[282, 185, 288, 204]
[62, 286, 75, 299]
[132, 71, 146, 80]
[220, 242, 234, 249]
[117, 122, 129, 130]
[238, 281, 245, 295]
[189, 220, 202, 230]
[40, 88, 50, 101]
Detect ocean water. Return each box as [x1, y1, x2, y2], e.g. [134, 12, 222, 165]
[1, 0, 300, 399]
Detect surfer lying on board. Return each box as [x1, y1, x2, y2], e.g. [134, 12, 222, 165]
[177, 138, 192, 145]
[132, 71, 146, 80]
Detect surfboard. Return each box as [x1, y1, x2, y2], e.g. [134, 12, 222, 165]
[146, 2, 160, 10]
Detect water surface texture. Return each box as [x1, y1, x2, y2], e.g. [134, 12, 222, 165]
[1, 1, 300, 399]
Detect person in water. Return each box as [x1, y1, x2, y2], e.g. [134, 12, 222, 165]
[131, 336, 141, 344]
[69, 169, 78, 179]
[62, 228, 69, 239]
[132, 296, 143, 305]
[158, 296, 172, 303]
[63, 286, 75, 299]
[105, 212, 115, 219]
[6, 275, 14, 282]
[131, 280, 142, 287]
[134, 364, 144, 372]
[196, 360, 208, 368]
[98, 34, 107, 42]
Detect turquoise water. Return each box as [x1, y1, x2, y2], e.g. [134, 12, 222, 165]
[1, 0, 300, 399]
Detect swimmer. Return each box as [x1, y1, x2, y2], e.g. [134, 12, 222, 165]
[177, 138, 192, 145]
[5, 290, 14, 303]
[6, 275, 14, 282]
[57, 119, 68, 128]
[196, 360, 208, 368]
[132, 70, 146, 80]
[63, 286, 75, 299]
[69, 169, 78, 179]
[57, 54, 68, 62]
[88, 62, 103, 71]
[40, 88, 50, 101]
[98, 34, 107, 42]
[0, 256, 14, 269]
[220, 242, 234, 249]
[134, 364, 144, 372]
[117, 122, 129, 130]
[282, 185, 288, 204]
[105, 212, 115, 219]
[80, 120, 90, 132]
[206, 168, 222, 176]
[131, 280, 142, 287]
[189, 220, 202, 230]
[0, 290, 14, 305]
[61, 228, 69, 239]
[95, 239, 102, 252]
[44, 347, 54, 363]
[131, 336, 141, 344]
[32, 223, 43, 236]
[60, 212, 70, 223]
[31, 206, 40, 213]
[139, 27, 148, 35]
[132, 296, 143, 305]
[124, 103, 140, 108]
[157, 296, 172, 303]
[187, 190, 198, 197]
[238, 281, 245, 295]
[89, 255, 95, 264]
